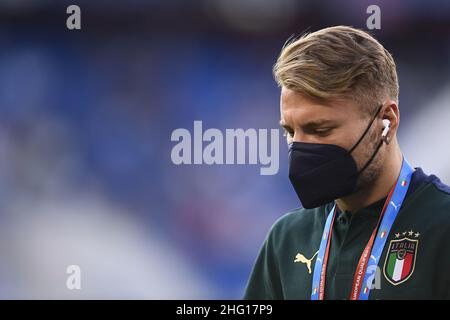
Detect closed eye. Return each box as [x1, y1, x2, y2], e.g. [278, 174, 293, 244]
[313, 127, 333, 136]
[314, 128, 332, 133]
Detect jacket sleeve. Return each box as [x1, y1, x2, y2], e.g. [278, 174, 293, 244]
[243, 225, 283, 300]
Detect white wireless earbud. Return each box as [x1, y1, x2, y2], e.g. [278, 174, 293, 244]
[382, 119, 391, 140]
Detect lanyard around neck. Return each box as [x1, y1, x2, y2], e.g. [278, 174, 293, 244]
[310, 159, 414, 300]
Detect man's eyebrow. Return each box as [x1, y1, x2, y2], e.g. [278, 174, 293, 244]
[279, 119, 336, 130]
[279, 120, 292, 131]
[303, 119, 336, 128]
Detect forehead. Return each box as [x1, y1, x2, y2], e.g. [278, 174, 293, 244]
[280, 88, 361, 124]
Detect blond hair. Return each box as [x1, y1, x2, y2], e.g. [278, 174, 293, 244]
[273, 26, 399, 115]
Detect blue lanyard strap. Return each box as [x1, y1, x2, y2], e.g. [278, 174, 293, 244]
[311, 158, 414, 300]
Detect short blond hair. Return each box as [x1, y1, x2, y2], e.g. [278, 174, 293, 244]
[273, 26, 399, 115]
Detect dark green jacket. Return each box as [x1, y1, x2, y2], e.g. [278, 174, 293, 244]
[244, 168, 450, 300]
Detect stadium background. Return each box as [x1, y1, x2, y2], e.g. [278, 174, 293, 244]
[0, 0, 449, 298]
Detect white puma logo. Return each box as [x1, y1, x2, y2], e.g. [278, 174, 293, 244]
[390, 201, 399, 211]
[294, 250, 319, 274]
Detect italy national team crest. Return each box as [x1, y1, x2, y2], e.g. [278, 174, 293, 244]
[383, 230, 419, 285]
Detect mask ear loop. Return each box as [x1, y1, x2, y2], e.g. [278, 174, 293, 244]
[348, 104, 384, 154]
[357, 139, 384, 175]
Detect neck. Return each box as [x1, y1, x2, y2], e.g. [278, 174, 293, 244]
[336, 144, 403, 213]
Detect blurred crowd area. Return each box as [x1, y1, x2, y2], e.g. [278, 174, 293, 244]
[0, 0, 449, 298]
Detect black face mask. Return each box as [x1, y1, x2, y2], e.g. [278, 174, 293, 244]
[288, 105, 384, 209]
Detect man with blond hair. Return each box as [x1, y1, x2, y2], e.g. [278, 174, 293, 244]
[244, 26, 450, 300]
